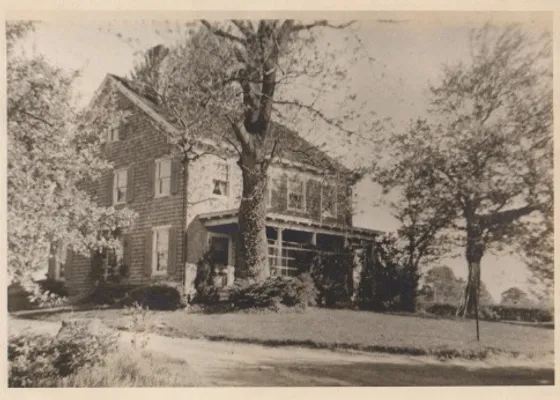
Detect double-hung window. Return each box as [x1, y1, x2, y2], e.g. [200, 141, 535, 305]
[152, 227, 169, 275]
[107, 128, 119, 142]
[113, 169, 128, 205]
[287, 175, 306, 211]
[155, 159, 172, 197]
[212, 162, 229, 197]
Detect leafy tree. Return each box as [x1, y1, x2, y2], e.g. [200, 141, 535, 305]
[357, 235, 420, 312]
[126, 20, 379, 281]
[7, 21, 136, 287]
[423, 266, 494, 306]
[500, 287, 532, 307]
[374, 23, 552, 317]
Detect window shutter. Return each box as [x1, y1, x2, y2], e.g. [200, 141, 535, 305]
[171, 159, 181, 195]
[167, 227, 177, 274]
[106, 173, 114, 206]
[66, 248, 73, 281]
[122, 235, 132, 277]
[147, 161, 155, 198]
[127, 166, 135, 203]
[144, 230, 153, 276]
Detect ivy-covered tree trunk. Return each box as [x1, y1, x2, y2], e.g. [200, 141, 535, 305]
[236, 146, 270, 280]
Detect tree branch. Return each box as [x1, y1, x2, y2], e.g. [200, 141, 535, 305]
[201, 20, 246, 45]
[290, 20, 356, 33]
[272, 99, 355, 135]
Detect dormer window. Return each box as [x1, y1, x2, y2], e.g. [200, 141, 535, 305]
[287, 175, 306, 211]
[212, 162, 229, 197]
[107, 127, 119, 142]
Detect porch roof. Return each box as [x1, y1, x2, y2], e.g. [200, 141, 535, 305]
[197, 209, 382, 242]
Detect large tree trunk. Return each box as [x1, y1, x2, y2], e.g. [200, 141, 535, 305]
[457, 219, 484, 317]
[235, 150, 270, 281]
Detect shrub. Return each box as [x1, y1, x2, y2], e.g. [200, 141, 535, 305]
[228, 276, 316, 311]
[37, 279, 69, 298]
[124, 283, 185, 311]
[60, 349, 204, 387]
[8, 329, 118, 387]
[84, 283, 135, 305]
[192, 251, 220, 304]
[310, 251, 353, 308]
[356, 236, 419, 312]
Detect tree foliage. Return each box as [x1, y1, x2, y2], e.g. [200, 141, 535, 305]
[373, 23, 552, 316]
[7, 21, 136, 286]
[422, 266, 494, 306]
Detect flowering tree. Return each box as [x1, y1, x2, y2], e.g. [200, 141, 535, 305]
[374, 23, 552, 319]
[126, 20, 380, 280]
[7, 22, 136, 287]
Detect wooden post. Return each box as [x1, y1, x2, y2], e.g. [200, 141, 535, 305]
[311, 232, 317, 246]
[276, 227, 284, 275]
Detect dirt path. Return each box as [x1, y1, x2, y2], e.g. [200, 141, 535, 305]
[9, 317, 554, 386]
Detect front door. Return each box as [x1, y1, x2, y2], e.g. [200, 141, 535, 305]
[209, 235, 230, 286]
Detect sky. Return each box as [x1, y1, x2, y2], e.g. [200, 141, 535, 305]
[14, 12, 552, 300]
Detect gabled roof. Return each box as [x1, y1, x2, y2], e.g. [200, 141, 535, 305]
[95, 73, 354, 178]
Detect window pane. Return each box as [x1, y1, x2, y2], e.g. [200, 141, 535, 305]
[155, 230, 169, 272]
[159, 177, 171, 195]
[159, 160, 171, 178]
[117, 187, 127, 202]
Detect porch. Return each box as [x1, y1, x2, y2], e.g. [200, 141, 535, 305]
[196, 209, 380, 282]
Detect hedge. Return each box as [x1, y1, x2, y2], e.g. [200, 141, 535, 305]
[420, 301, 552, 323]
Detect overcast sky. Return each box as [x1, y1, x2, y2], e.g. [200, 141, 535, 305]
[15, 12, 551, 300]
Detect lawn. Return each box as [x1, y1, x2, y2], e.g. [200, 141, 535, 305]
[33, 307, 554, 359]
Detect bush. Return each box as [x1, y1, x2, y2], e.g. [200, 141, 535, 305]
[37, 279, 69, 298]
[8, 330, 118, 387]
[192, 251, 220, 304]
[124, 283, 185, 311]
[228, 276, 316, 311]
[310, 251, 353, 308]
[84, 283, 135, 305]
[356, 236, 419, 312]
[60, 349, 204, 387]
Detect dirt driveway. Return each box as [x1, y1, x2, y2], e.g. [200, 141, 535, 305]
[9, 317, 554, 386]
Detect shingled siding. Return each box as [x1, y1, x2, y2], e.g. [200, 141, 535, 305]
[65, 91, 185, 297]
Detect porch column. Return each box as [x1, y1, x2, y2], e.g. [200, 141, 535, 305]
[276, 227, 284, 274]
[311, 232, 317, 246]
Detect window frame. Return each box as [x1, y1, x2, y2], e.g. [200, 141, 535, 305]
[287, 174, 307, 212]
[154, 158, 172, 198]
[113, 168, 128, 205]
[320, 180, 338, 218]
[107, 127, 120, 143]
[151, 225, 170, 276]
[54, 244, 67, 281]
[211, 161, 230, 198]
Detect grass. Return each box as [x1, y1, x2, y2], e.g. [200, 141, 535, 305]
[60, 348, 205, 387]
[35, 307, 554, 360]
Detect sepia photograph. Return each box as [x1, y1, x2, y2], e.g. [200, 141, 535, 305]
[4, 9, 554, 388]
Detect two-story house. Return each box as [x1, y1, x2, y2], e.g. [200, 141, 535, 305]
[49, 73, 381, 299]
